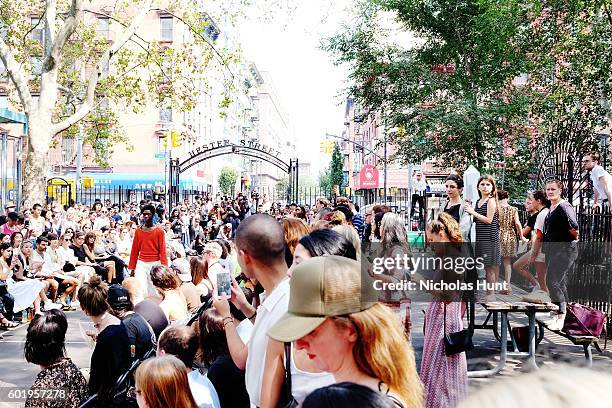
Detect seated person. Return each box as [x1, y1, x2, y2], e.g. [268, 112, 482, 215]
[107, 284, 155, 361]
[150, 265, 188, 322]
[171, 258, 202, 312]
[199, 308, 249, 408]
[78, 276, 131, 403]
[157, 325, 221, 408]
[122, 277, 168, 339]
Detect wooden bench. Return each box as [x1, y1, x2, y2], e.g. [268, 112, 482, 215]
[537, 318, 602, 366]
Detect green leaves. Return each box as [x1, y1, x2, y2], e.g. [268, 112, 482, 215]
[218, 166, 239, 196]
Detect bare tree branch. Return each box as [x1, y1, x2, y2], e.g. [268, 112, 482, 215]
[51, 0, 154, 135]
[0, 39, 34, 112]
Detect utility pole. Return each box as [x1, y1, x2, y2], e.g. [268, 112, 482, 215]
[383, 121, 387, 202]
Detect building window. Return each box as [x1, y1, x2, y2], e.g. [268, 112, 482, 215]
[159, 104, 172, 122]
[30, 56, 42, 76]
[97, 17, 110, 38]
[0, 21, 7, 40]
[160, 16, 173, 41]
[31, 17, 44, 42]
[0, 95, 7, 109]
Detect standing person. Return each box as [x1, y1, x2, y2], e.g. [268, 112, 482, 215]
[464, 175, 501, 299]
[268, 256, 423, 408]
[376, 212, 413, 337]
[421, 213, 468, 408]
[411, 172, 427, 222]
[514, 191, 549, 293]
[212, 214, 289, 408]
[582, 151, 612, 209]
[542, 180, 579, 330]
[24, 310, 88, 408]
[281, 218, 311, 268]
[134, 355, 199, 408]
[497, 191, 527, 295]
[78, 276, 131, 404]
[129, 205, 168, 298]
[442, 174, 472, 241]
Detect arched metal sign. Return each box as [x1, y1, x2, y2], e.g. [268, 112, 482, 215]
[179, 139, 290, 173]
[169, 139, 298, 209]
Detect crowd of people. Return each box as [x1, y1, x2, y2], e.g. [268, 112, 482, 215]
[0, 151, 608, 408]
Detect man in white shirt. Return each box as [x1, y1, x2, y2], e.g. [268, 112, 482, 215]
[28, 203, 45, 241]
[93, 207, 111, 231]
[29, 236, 62, 310]
[157, 325, 221, 408]
[583, 151, 612, 210]
[411, 172, 427, 220]
[203, 242, 224, 284]
[212, 214, 289, 407]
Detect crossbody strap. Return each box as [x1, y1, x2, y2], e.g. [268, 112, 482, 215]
[284, 342, 292, 394]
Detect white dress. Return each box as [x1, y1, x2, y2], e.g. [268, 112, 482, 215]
[2, 262, 43, 312]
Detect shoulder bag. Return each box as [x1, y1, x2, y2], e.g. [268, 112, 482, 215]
[277, 342, 298, 408]
[443, 302, 474, 356]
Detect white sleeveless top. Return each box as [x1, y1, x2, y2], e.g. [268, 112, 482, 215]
[288, 344, 335, 403]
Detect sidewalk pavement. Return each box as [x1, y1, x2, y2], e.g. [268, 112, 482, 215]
[1, 298, 611, 400]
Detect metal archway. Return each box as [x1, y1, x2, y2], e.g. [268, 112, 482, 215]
[169, 140, 298, 209]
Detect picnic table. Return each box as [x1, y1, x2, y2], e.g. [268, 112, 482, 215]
[468, 300, 558, 378]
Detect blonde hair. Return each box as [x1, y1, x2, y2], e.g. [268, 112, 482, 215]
[282, 218, 311, 256]
[458, 366, 612, 408]
[334, 303, 423, 408]
[332, 224, 361, 261]
[135, 355, 197, 408]
[428, 212, 463, 243]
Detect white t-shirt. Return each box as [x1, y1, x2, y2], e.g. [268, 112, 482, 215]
[29, 215, 45, 237]
[187, 369, 221, 408]
[413, 179, 426, 195]
[245, 278, 290, 407]
[590, 165, 611, 202]
[533, 208, 549, 262]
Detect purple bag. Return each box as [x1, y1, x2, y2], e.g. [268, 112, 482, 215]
[563, 303, 607, 348]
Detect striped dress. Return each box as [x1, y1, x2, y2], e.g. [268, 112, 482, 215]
[420, 301, 468, 408]
[474, 198, 501, 266]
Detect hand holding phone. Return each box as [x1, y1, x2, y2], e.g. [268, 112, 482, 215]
[216, 271, 232, 298]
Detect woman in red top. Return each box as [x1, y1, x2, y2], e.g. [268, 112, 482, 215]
[128, 205, 167, 298]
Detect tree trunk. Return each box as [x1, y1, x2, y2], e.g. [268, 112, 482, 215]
[22, 119, 52, 207]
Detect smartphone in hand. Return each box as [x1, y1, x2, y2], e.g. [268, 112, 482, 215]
[216, 271, 232, 298]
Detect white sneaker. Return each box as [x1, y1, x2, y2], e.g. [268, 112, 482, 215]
[530, 282, 541, 293]
[44, 301, 61, 310]
[70, 300, 80, 307]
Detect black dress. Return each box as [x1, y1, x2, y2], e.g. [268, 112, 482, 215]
[474, 198, 501, 266]
[444, 203, 461, 224]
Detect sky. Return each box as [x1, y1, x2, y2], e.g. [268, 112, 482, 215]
[237, 0, 353, 177]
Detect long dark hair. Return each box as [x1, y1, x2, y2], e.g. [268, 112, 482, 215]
[298, 229, 357, 260]
[199, 308, 230, 368]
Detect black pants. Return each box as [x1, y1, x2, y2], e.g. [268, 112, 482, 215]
[97, 255, 127, 284]
[545, 243, 577, 315]
[411, 193, 425, 219]
[0, 290, 15, 320]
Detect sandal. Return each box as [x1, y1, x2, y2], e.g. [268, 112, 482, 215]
[0, 320, 20, 330]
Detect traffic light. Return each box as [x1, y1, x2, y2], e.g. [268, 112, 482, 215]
[171, 131, 182, 147]
[320, 140, 334, 154]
